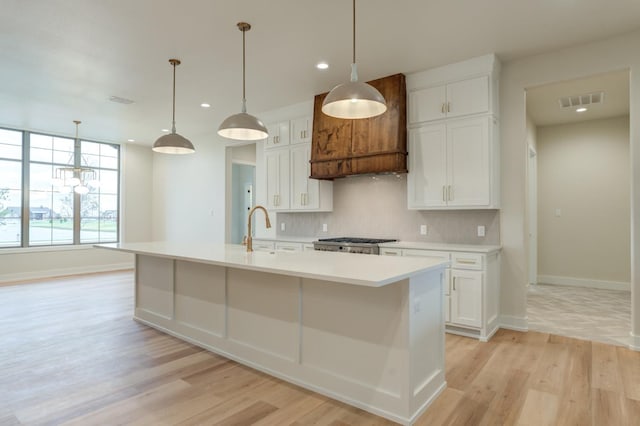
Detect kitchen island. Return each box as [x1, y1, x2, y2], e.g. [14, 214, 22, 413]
[97, 242, 448, 425]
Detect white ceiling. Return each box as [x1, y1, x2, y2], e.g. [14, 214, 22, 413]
[1, 0, 640, 147]
[526, 70, 630, 127]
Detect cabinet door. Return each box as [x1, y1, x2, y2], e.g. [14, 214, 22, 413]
[290, 143, 318, 210]
[265, 121, 290, 149]
[408, 85, 447, 124]
[446, 76, 489, 119]
[450, 269, 482, 328]
[291, 116, 312, 144]
[265, 149, 290, 210]
[446, 117, 490, 207]
[407, 124, 447, 208]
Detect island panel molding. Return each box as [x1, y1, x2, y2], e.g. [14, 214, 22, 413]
[98, 242, 448, 425]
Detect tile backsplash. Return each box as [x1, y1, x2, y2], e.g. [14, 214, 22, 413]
[277, 174, 500, 245]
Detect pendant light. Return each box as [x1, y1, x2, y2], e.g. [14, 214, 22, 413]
[153, 59, 195, 154]
[322, 0, 386, 119]
[218, 22, 268, 141]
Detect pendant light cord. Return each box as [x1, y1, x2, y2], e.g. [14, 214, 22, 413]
[350, 0, 358, 82]
[172, 61, 177, 133]
[242, 27, 247, 113]
[352, 0, 356, 64]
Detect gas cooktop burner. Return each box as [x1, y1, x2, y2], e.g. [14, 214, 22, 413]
[313, 237, 398, 255]
[317, 237, 397, 244]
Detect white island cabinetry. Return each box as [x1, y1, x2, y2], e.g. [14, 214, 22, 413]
[97, 242, 448, 425]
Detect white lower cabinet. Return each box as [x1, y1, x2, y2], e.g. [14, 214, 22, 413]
[450, 269, 482, 328]
[381, 246, 500, 341]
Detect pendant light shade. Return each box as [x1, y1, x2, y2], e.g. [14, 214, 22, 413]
[322, 0, 386, 120]
[218, 22, 268, 141]
[153, 59, 195, 154]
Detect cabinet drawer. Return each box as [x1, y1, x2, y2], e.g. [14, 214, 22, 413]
[275, 242, 303, 252]
[252, 240, 275, 252]
[451, 252, 483, 270]
[380, 248, 402, 256]
[403, 249, 450, 263]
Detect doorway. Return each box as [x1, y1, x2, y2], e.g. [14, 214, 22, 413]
[525, 70, 631, 346]
[226, 143, 257, 244]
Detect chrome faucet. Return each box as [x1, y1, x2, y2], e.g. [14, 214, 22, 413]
[246, 205, 271, 252]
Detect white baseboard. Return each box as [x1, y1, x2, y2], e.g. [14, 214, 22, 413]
[499, 315, 529, 332]
[537, 275, 630, 291]
[630, 332, 640, 352]
[0, 262, 134, 284]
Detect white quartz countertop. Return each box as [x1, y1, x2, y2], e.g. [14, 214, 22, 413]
[97, 242, 448, 287]
[378, 241, 502, 253]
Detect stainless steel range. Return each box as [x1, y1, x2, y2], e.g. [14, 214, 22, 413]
[313, 237, 397, 255]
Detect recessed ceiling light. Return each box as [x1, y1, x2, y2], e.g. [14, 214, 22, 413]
[200, 103, 211, 108]
[316, 62, 329, 70]
[127, 138, 135, 142]
[161, 128, 170, 132]
[576, 107, 587, 113]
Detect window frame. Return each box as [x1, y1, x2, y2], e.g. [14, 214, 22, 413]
[0, 125, 121, 249]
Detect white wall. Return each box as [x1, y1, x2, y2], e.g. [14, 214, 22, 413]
[537, 116, 630, 286]
[0, 142, 153, 283]
[500, 29, 640, 347]
[151, 135, 226, 243]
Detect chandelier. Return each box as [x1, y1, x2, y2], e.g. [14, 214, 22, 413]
[52, 120, 98, 195]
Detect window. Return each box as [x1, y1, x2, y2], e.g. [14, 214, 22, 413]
[80, 141, 119, 243]
[0, 129, 23, 248]
[0, 126, 120, 248]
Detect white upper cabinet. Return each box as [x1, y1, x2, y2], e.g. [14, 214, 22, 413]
[291, 116, 312, 144]
[265, 121, 290, 149]
[446, 76, 489, 119]
[407, 124, 447, 208]
[260, 113, 332, 213]
[406, 54, 500, 210]
[408, 116, 498, 209]
[265, 148, 290, 211]
[408, 85, 446, 123]
[409, 76, 489, 124]
[290, 143, 319, 210]
[447, 117, 490, 207]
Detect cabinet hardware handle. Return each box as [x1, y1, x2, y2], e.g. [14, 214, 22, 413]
[457, 259, 477, 264]
[441, 103, 446, 114]
[453, 277, 456, 291]
[442, 186, 446, 202]
[447, 102, 451, 113]
[386, 252, 398, 256]
[448, 185, 452, 201]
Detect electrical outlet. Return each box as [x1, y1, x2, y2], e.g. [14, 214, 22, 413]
[477, 225, 486, 237]
[280, 222, 285, 231]
[555, 208, 562, 217]
[322, 223, 328, 232]
[420, 224, 427, 235]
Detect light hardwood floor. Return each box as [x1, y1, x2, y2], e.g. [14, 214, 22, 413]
[1, 271, 639, 425]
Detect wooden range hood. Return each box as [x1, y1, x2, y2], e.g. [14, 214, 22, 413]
[310, 73, 407, 180]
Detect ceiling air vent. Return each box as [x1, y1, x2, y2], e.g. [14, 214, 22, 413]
[109, 95, 135, 105]
[558, 91, 604, 109]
